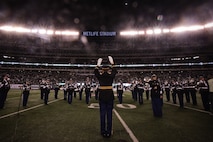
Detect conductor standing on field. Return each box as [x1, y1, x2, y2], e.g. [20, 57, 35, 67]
[94, 56, 117, 138]
[149, 74, 163, 117]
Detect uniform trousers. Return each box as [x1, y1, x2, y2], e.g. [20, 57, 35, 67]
[209, 92, 213, 112]
[165, 88, 170, 101]
[0, 89, 7, 108]
[40, 88, 44, 100]
[44, 91, 49, 105]
[54, 89, 59, 99]
[99, 100, 113, 135]
[117, 90, 123, 104]
[151, 97, 162, 117]
[23, 91, 30, 106]
[184, 88, 190, 103]
[68, 90, 74, 104]
[189, 89, 197, 105]
[145, 90, 149, 100]
[172, 90, 177, 104]
[138, 90, 144, 105]
[200, 90, 210, 111]
[177, 90, 184, 108]
[64, 90, 67, 100]
[85, 90, 91, 104]
[79, 90, 83, 100]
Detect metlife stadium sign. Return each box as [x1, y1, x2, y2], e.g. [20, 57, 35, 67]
[82, 31, 116, 37]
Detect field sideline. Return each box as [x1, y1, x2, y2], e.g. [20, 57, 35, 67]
[0, 89, 213, 142]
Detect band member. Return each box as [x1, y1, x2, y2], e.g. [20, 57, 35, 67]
[0, 74, 10, 109]
[54, 83, 60, 99]
[67, 79, 75, 104]
[208, 76, 213, 112]
[43, 79, 51, 105]
[22, 81, 31, 107]
[144, 78, 150, 100]
[39, 79, 45, 100]
[94, 56, 117, 137]
[188, 78, 197, 105]
[137, 79, 144, 105]
[117, 80, 124, 104]
[149, 74, 163, 117]
[63, 82, 68, 100]
[74, 83, 78, 98]
[197, 76, 210, 111]
[79, 83, 84, 100]
[171, 80, 177, 104]
[176, 81, 184, 108]
[130, 80, 137, 101]
[183, 79, 190, 103]
[164, 80, 171, 102]
[84, 77, 92, 104]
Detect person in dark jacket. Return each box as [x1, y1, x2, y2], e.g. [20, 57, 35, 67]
[22, 81, 31, 107]
[0, 74, 10, 109]
[94, 56, 117, 138]
[197, 76, 210, 111]
[149, 74, 163, 117]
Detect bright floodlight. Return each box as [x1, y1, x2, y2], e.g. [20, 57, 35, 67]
[55, 31, 62, 35]
[170, 26, 188, 33]
[0, 26, 14, 32]
[153, 29, 162, 34]
[61, 30, 79, 36]
[14, 27, 31, 33]
[204, 22, 213, 28]
[38, 29, 47, 34]
[138, 31, 145, 35]
[187, 25, 204, 31]
[163, 29, 170, 33]
[120, 31, 138, 36]
[146, 29, 153, 35]
[46, 30, 54, 35]
[31, 29, 38, 33]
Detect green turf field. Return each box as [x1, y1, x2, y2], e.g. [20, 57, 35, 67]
[0, 89, 213, 142]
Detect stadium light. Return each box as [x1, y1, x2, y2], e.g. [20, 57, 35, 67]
[38, 29, 47, 34]
[138, 31, 145, 35]
[204, 22, 213, 28]
[153, 29, 162, 34]
[120, 31, 139, 36]
[47, 30, 54, 35]
[31, 29, 38, 33]
[0, 24, 79, 37]
[14, 27, 31, 33]
[61, 30, 79, 36]
[187, 25, 204, 31]
[0, 26, 14, 32]
[146, 29, 154, 35]
[170, 26, 188, 33]
[162, 29, 170, 33]
[55, 31, 62, 35]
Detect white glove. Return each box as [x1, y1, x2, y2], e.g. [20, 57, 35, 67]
[97, 58, 103, 66]
[108, 56, 114, 65]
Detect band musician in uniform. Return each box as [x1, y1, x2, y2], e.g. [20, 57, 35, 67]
[116, 80, 124, 104]
[149, 74, 163, 117]
[94, 56, 117, 138]
[22, 81, 31, 107]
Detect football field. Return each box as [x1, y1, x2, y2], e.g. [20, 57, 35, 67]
[0, 89, 213, 142]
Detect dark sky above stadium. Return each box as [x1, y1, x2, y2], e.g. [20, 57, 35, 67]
[0, 0, 213, 31]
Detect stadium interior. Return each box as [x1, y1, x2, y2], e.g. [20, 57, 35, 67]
[0, 1, 213, 142]
[0, 0, 213, 84]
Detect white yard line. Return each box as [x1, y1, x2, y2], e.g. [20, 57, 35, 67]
[164, 101, 213, 115]
[113, 109, 139, 142]
[0, 98, 63, 119]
